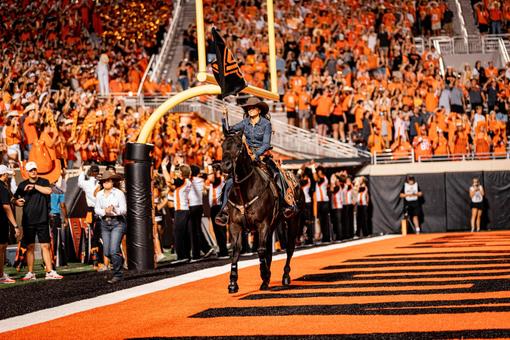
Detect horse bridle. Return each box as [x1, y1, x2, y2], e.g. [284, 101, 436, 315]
[229, 139, 255, 184]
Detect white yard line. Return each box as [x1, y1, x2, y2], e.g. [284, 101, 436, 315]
[0, 235, 399, 333]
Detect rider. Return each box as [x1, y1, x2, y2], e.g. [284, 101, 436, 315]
[215, 97, 297, 227]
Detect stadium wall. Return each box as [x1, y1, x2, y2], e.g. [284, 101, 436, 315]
[369, 170, 510, 234]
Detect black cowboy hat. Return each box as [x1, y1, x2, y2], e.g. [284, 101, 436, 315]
[241, 97, 269, 116]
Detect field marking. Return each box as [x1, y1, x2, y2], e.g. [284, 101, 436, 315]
[0, 235, 399, 333]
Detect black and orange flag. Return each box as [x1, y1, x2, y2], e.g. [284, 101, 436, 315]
[211, 28, 247, 99]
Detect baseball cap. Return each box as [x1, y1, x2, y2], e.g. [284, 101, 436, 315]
[25, 161, 38, 171]
[0, 165, 14, 176]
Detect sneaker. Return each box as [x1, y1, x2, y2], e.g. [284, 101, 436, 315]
[21, 272, 36, 281]
[171, 258, 190, 265]
[203, 248, 215, 259]
[156, 253, 166, 263]
[97, 265, 110, 272]
[107, 277, 122, 284]
[0, 273, 15, 284]
[45, 270, 63, 280]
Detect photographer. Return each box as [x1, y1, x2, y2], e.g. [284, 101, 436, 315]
[400, 175, 423, 234]
[469, 177, 484, 232]
[330, 172, 344, 241]
[312, 164, 331, 243]
[298, 167, 314, 245]
[78, 164, 101, 267]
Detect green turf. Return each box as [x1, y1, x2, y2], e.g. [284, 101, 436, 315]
[1, 250, 177, 289]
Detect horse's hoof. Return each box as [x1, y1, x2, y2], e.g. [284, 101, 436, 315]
[228, 283, 239, 294]
[282, 275, 291, 286]
[260, 282, 270, 290]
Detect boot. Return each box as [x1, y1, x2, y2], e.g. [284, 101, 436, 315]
[276, 174, 297, 219]
[215, 179, 233, 227]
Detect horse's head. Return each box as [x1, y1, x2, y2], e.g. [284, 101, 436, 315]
[221, 131, 245, 174]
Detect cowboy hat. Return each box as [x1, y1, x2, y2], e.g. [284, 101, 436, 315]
[241, 97, 269, 116]
[98, 170, 123, 182]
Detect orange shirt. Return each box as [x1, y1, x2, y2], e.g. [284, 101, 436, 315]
[298, 92, 311, 111]
[434, 135, 449, 156]
[23, 116, 39, 145]
[5, 125, 21, 146]
[283, 92, 298, 112]
[312, 95, 333, 116]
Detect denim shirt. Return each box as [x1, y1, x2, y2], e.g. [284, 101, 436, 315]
[222, 116, 272, 159]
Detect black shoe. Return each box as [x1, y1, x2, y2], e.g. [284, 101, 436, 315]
[107, 277, 122, 284]
[215, 212, 228, 227]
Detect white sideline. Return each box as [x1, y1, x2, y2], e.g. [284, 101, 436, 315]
[0, 235, 399, 333]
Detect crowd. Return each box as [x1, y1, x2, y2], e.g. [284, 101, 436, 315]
[473, 0, 510, 35]
[174, 0, 508, 160]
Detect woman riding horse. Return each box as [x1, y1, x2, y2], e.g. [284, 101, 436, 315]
[215, 97, 297, 227]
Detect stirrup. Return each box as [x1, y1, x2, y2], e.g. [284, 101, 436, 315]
[215, 213, 228, 227]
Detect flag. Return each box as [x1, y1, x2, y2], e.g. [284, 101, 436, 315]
[211, 28, 247, 99]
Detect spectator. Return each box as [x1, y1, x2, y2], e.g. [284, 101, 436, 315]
[400, 175, 423, 234]
[94, 171, 127, 284]
[15, 161, 63, 280]
[97, 54, 110, 96]
[469, 177, 485, 232]
[0, 165, 19, 284]
[312, 164, 330, 243]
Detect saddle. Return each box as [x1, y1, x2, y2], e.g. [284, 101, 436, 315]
[244, 139, 297, 206]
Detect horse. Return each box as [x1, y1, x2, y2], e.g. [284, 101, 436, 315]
[221, 131, 303, 293]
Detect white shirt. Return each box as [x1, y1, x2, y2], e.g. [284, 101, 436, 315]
[404, 182, 419, 202]
[208, 180, 224, 207]
[315, 176, 329, 202]
[174, 179, 191, 211]
[470, 185, 484, 203]
[94, 188, 127, 217]
[78, 172, 99, 208]
[189, 177, 204, 207]
[331, 187, 343, 209]
[301, 178, 312, 203]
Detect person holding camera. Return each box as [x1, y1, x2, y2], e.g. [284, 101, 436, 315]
[312, 164, 331, 243]
[400, 175, 423, 234]
[78, 164, 102, 267]
[15, 161, 63, 280]
[330, 173, 344, 241]
[469, 177, 484, 232]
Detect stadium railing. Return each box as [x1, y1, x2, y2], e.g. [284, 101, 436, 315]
[372, 150, 510, 165]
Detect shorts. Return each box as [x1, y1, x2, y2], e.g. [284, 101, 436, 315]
[286, 110, 297, 119]
[470, 201, 483, 209]
[346, 113, 355, 124]
[451, 104, 464, 114]
[329, 115, 344, 125]
[22, 223, 51, 244]
[0, 225, 9, 244]
[316, 115, 329, 125]
[405, 201, 422, 218]
[298, 109, 310, 120]
[432, 22, 441, 31]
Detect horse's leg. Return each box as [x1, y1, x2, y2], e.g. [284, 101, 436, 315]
[283, 217, 298, 286]
[257, 223, 271, 290]
[228, 223, 242, 294]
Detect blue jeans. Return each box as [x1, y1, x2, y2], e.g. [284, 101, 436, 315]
[491, 21, 502, 35]
[101, 218, 126, 279]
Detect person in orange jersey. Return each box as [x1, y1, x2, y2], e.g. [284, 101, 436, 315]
[283, 88, 299, 127]
[391, 134, 412, 160]
[474, 124, 492, 160]
[412, 125, 433, 161]
[433, 129, 450, 157]
[311, 88, 334, 137]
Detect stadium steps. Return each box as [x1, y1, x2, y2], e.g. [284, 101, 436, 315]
[156, 0, 197, 84]
[456, 0, 480, 35]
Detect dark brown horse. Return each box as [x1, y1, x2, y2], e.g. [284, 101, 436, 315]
[221, 132, 303, 293]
